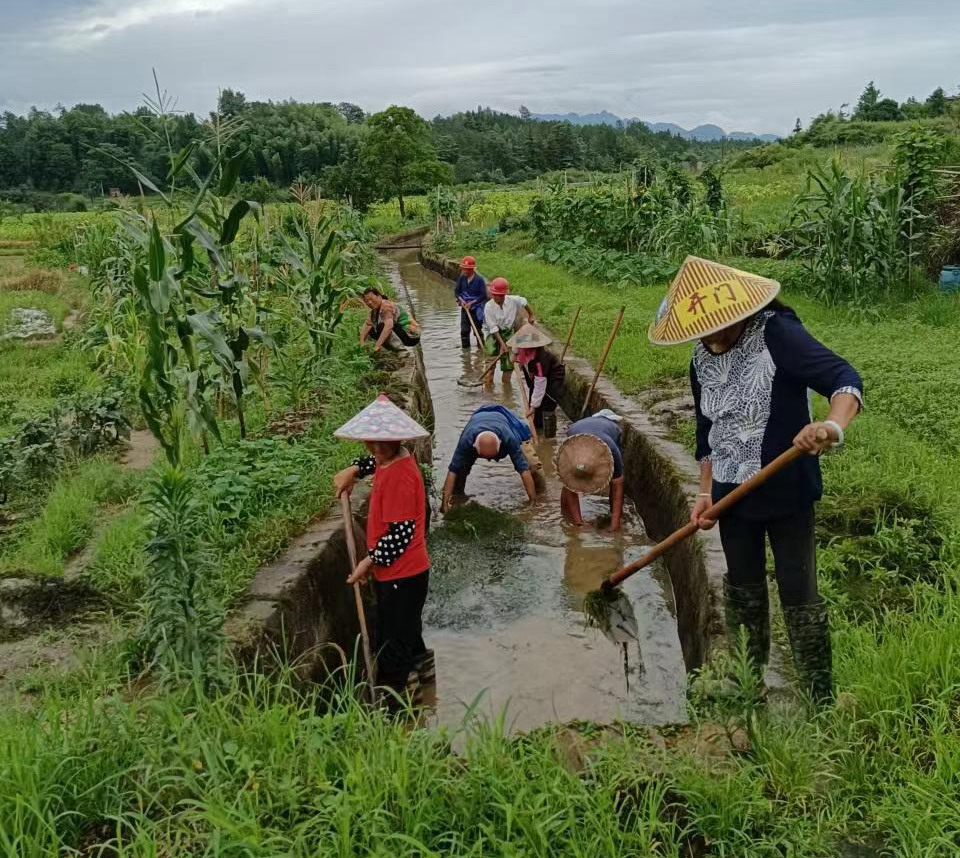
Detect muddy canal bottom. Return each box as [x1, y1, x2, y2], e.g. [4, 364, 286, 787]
[384, 251, 686, 730]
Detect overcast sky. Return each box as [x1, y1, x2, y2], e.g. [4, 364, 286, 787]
[1, 0, 955, 134]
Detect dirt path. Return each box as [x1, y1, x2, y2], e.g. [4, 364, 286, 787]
[121, 429, 160, 471]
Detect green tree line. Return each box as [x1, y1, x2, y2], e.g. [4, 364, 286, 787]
[793, 81, 960, 147]
[0, 91, 753, 211]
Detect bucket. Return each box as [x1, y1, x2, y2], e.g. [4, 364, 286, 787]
[940, 266, 960, 293]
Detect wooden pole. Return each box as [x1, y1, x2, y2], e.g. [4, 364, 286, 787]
[559, 306, 582, 364]
[340, 493, 377, 702]
[462, 299, 484, 350]
[579, 306, 625, 418]
[517, 369, 539, 444]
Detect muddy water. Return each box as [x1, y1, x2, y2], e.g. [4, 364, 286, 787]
[383, 250, 686, 729]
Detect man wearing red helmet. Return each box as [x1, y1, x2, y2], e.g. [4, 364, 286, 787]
[455, 256, 486, 348]
[482, 277, 535, 383]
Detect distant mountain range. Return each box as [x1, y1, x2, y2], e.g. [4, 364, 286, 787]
[529, 110, 779, 142]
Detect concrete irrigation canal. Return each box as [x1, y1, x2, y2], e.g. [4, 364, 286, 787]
[236, 242, 734, 731]
[382, 248, 687, 729]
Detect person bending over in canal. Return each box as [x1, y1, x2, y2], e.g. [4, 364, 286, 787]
[455, 256, 486, 348]
[333, 395, 433, 710]
[507, 323, 565, 438]
[556, 410, 625, 531]
[359, 287, 421, 351]
[482, 277, 535, 384]
[649, 256, 862, 705]
[441, 404, 538, 512]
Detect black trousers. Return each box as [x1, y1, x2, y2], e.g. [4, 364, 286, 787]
[373, 571, 429, 682]
[718, 506, 819, 607]
[460, 306, 483, 347]
[372, 321, 420, 347]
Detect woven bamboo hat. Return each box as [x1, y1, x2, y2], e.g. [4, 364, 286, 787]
[506, 323, 552, 349]
[334, 394, 430, 442]
[555, 434, 614, 495]
[648, 256, 780, 346]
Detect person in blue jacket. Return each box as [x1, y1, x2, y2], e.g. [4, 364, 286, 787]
[441, 405, 538, 510]
[650, 256, 863, 705]
[454, 256, 486, 348]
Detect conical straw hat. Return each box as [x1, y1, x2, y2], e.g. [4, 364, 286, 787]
[648, 256, 780, 346]
[334, 394, 430, 442]
[555, 433, 614, 495]
[506, 323, 553, 349]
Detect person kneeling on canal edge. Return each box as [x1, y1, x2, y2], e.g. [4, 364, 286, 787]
[507, 323, 565, 438]
[650, 255, 863, 705]
[359, 287, 421, 351]
[455, 256, 486, 348]
[481, 277, 535, 384]
[441, 404, 538, 512]
[556, 410, 625, 530]
[333, 395, 434, 710]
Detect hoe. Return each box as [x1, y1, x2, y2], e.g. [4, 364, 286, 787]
[584, 435, 827, 640]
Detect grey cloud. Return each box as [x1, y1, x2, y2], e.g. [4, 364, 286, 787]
[0, 0, 956, 134]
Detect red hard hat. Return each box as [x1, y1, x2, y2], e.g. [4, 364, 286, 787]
[459, 256, 477, 270]
[489, 277, 510, 296]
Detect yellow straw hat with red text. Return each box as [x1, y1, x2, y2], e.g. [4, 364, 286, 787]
[648, 256, 780, 346]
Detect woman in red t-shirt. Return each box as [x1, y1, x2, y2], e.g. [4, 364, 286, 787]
[333, 395, 432, 706]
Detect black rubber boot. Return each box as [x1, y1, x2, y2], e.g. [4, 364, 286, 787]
[783, 601, 834, 705]
[541, 412, 557, 438]
[723, 575, 771, 677]
[377, 671, 412, 714]
[413, 649, 436, 685]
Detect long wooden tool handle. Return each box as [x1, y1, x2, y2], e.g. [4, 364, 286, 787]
[340, 493, 377, 699]
[517, 371, 539, 444]
[462, 299, 484, 349]
[579, 306, 626, 418]
[607, 444, 808, 588]
[476, 355, 501, 383]
[559, 306, 582, 364]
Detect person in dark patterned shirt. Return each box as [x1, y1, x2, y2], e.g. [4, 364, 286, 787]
[650, 257, 862, 704]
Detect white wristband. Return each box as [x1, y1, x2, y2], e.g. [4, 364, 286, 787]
[823, 420, 844, 447]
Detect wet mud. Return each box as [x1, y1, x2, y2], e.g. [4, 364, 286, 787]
[382, 250, 687, 731]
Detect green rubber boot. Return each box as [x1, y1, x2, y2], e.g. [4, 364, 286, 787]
[783, 601, 833, 705]
[723, 575, 771, 677]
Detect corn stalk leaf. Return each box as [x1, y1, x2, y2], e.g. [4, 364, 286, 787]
[148, 219, 166, 281]
[220, 200, 251, 245]
[186, 310, 234, 369]
[217, 152, 245, 197]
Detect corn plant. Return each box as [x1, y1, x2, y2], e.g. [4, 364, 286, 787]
[791, 159, 918, 305]
[528, 169, 736, 262]
[141, 466, 224, 688]
[269, 208, 372, 361]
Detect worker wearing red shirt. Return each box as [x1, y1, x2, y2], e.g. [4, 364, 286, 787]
[334, 395, 433, 708]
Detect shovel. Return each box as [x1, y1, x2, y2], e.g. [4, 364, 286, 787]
[457, 355, 501, 388]
[583, 437, 825, 641]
